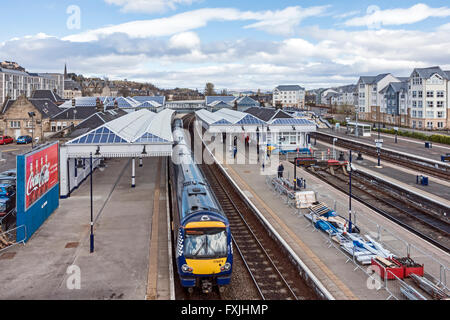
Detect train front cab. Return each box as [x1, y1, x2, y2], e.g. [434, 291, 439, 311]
[177, 217, 233, 293]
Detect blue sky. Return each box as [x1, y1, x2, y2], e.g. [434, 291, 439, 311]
[1, 0, 450, 90]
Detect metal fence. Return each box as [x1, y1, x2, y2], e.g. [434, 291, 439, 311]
[0, 224, 27, 254]
[265, 173, 450, 300]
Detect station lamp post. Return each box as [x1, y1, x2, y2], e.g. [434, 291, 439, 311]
[348, 150, 353, 233]
[375, 122, 382, 167]
[332, 138, 338, 160]
[28, 112, 36, 148]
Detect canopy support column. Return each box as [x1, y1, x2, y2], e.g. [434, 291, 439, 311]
[131, 158, 136, 188]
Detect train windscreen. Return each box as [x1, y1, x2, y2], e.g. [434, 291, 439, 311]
[184, 228, 227, 259]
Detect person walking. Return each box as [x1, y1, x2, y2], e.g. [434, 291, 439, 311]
[233, 145, 238, 159]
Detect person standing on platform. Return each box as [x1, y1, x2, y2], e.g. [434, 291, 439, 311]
[233, 145, 237, 159]
[277, 163, 284, 178]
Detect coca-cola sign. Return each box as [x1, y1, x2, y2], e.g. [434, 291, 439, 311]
[25, 143, 59, 210]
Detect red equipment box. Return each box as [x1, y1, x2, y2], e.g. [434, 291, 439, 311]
[392, 257, 424, 278]
[371, 257, 404, 280]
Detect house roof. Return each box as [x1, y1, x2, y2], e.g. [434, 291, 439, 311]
[31, 90, 64, 103]
[275, 85, 305, 91]
[358, 73, 390, 85]
[66, 109, 129, 139]
[29, 99, 62, 118]
[51, 106, 98, 120]
[2, 98, 61, 118]
[411, 66, 449, 80]
[245, 107, 292, 122]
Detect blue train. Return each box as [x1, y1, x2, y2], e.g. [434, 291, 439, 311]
[171, 118, 233, 294]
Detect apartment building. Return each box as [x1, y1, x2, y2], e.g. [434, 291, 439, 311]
[408, 67, 449, 130]
[273, 85, 306, 108]
[0, 66, 62, 106]
[356, 73, 402, 119]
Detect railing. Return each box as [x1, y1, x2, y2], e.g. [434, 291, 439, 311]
[0, 224, 27, 254]
[265, 173, 450, 300]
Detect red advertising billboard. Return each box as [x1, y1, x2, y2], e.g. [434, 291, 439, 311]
[25, 143, 59, 210]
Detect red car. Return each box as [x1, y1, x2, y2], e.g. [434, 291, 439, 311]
[0, 136, 13, 145]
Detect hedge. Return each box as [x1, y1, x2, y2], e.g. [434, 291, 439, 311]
[377, 128, 450, 145]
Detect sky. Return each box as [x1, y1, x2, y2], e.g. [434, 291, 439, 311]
[1, 0, 450, 91]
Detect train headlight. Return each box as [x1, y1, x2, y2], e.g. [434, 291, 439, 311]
[182, 264, 193, 273]
[220, 262, 231, 272]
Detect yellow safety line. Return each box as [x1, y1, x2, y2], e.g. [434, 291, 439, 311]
[1, 148, 19, 153]
[224, 164, 359, 300]
[146, 158, 162, 300]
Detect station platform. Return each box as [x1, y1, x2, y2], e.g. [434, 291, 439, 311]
[319, 128, 450, 163]
[0, 157, 172, 300]
[218, 141, 450, 300]
[315, 140, 450, 204]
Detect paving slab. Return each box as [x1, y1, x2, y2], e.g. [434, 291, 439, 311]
[0, 157, 170, 300]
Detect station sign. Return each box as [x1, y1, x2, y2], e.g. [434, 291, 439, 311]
[24, 143, 59, 211]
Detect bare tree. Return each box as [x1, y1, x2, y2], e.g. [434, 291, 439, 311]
[205, 83, 216, 96]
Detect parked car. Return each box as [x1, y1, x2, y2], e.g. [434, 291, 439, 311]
[0, 197, 14, 218]
[0, 169, 16, 177]
[16, 135, 32, 144]
[0, 183, 16, 204]
[0, 136, 13, 145]
[0, 176, 16, 188]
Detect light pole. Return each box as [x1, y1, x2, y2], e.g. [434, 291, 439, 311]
[90, 152, 94, 253]
[394, 126, 398, 143]
[28, 112, 36, 148]
[348, 150, 353, 233]
[375, 122, 382, 167]
[332, 138, 338, 159]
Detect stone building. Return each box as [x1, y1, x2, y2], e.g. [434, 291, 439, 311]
[0, 95, 61, 141]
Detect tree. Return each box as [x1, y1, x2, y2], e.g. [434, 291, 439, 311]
[205, 83, 216, 96]
[118, 87, 130, 97]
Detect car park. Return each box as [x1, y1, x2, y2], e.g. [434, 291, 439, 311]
[16, 135, 32, 144]
[0, 136, 14, 145]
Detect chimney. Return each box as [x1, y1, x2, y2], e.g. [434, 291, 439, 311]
[96, 97, 103, 112]
[114, 99, 118, 110]
[72, 98, 76, 107]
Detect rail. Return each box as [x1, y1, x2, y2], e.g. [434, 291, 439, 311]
[0, 224, 27, 254]
[311, 131, 450, 180]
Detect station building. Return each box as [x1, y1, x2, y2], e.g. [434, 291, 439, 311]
[195, 107, 316, 154]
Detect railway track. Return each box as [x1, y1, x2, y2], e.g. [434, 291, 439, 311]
[182, 113, 317, 300]
[311, 132, 450, 180]
[305, 166, 450, 252]
[200, 162, 317, 300]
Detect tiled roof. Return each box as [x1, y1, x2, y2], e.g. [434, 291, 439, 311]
[275, 85, 305, 91]
[29, 99, 62, 118]
[51, 106, 98, 120]
[206, 96, 237, 105]
[358, 73, 390, 85]
[31, 90, 64, 103]
[411, 66, 449, 80]
[245, 107, 292, 122]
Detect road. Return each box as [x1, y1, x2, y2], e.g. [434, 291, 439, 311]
[0, 144, 32, 172]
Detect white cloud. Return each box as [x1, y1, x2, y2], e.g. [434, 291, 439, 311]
[63, 6, 328, 42]
[344, 3, 450, 27]
[169, 32, 200, 49]
[104, 0, 200, 14]
[242, 5, 330, 36]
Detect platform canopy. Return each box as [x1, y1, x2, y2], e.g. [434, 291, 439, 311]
[64, 109, 175, 158]
[267, 117, 317, 132]
[196, 108, 265, 133]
